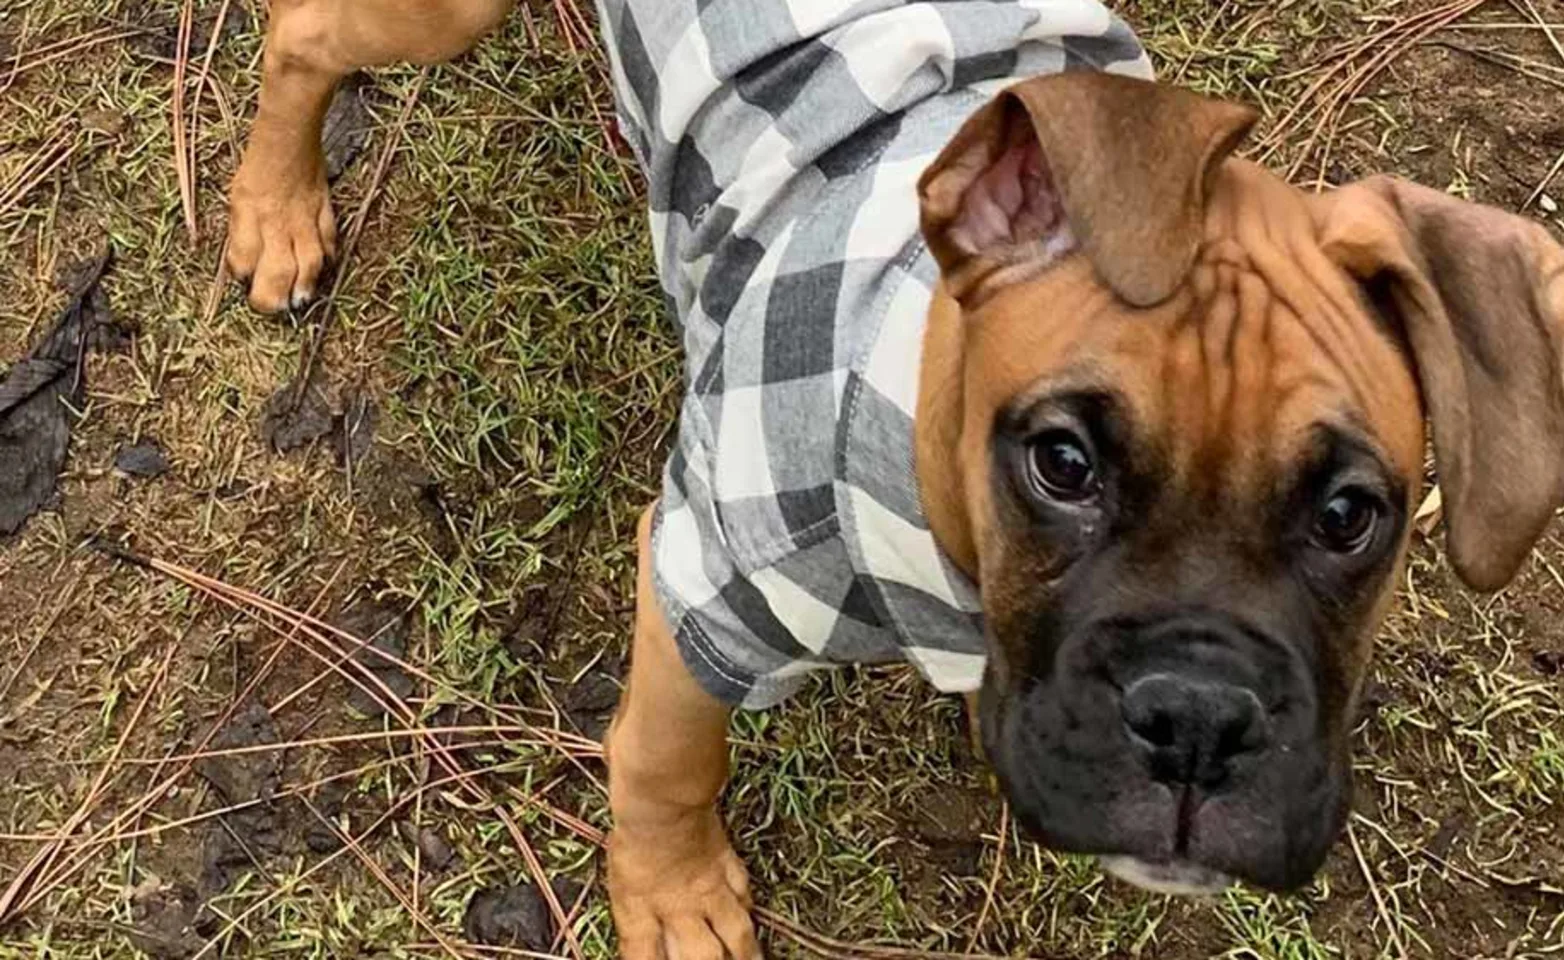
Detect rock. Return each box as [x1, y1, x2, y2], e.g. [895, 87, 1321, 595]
[115, 441, 170, 478]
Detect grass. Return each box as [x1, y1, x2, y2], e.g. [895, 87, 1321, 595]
[2, 0, 1563, 957]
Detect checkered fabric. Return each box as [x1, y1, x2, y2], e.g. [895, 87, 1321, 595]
[595, 0, 1152, 708]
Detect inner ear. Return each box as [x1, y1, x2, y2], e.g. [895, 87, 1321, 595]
[948, 124, 1072, 264]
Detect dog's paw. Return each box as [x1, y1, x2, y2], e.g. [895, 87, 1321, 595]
[607, 816, 762, 960]
[225, 155, 336, 314]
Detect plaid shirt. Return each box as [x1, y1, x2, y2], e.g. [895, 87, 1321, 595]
[597, 0, 1151, 708]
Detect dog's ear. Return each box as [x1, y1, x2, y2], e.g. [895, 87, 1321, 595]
[1317, 177, 1564, 591]
[918, 72, 1255, 307]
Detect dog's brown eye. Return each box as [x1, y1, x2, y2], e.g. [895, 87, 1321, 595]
[1314, 489, 1378, 552]
[1028, 431, 1098, 501]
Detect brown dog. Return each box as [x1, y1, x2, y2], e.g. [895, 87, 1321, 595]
[226, 3, 1564, 958]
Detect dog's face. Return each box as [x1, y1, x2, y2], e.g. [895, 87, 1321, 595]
[917, 74, 1564, 893]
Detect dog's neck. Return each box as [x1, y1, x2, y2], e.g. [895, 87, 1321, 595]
[915, 286, 980, 581]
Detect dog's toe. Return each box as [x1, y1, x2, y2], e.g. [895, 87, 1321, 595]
[226, 164, 335, 314]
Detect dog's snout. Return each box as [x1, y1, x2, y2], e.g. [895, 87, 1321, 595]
[1120, 673, 1269, 787]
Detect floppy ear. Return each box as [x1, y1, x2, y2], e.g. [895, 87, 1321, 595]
[1317, 177, 1564, 591]
[917, 72, 1256, 308]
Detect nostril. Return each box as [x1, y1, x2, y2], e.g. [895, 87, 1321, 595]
[1216, 712, 1263, 758]
[1122, 694, 1177, 748]
[1139, 711, 1176, 747]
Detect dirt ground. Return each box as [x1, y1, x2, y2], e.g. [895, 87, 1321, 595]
[1, 0, 1561, 957]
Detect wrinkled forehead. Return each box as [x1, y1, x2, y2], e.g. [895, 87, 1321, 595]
[964, 225, 1424, 487]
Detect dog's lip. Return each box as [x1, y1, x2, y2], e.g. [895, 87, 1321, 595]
[1099, 855, 1232, 895]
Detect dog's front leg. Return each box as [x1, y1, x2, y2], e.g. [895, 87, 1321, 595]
[605, 506, 761, 960]
[226, 0, 512, 312]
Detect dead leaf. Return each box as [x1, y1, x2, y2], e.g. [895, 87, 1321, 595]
[0, 250, 115, 536]
[322, 73, 372, 182]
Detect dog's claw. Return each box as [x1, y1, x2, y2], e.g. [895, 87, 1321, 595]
[226, 156, 335, 314]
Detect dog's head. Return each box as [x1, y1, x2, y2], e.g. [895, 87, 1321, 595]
[915, 73, 1564, 893]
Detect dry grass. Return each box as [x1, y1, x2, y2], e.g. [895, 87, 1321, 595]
[1, 0, 1562, 957]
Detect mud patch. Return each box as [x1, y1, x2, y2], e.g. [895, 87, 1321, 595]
[195, 703, 283, 896]
[463, 880, 582, 950]
[336, 385, 378, 469]
[335, 600, 414, 717]
[559, 660, 622, 741]
[260, 377, 335, 453]
[905, 783, 1000, 877]
[397, 821, 456, 871]
[135, 4, 247, 61]
[302, 782, 351, 854]
[126, 882, 207, 960]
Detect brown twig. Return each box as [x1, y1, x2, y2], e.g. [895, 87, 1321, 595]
[0, 136, 80, 221]
[1348, 820, 1410, 960]
[171, 0, 200, 238]
[1433, 39, 1564, 89]
[0, 570, 85, 704]
[0, 737, 529, 846]
[92, 546, 1063, 960]
[755, 907, 1040, 960]
[1523, 149, 1564, 212]
[291, 69, 428, 409]
[189, 759, 511, 959]
[5, 554, 347, 921]
[130, 553, 597, 755]
[965, 803, 1009, 953]
[0, 640, 177, 923]
[1255, 0, 1487, 182]
[0, 28, 144, 89]
[300, 798, 467, 958]
[1510, 0, 1564, 65]
[116, 724, 577, 765]
[124, 551, 589, 960]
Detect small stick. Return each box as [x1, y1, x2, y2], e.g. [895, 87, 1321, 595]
[1523, 148, 1564, 212]
[1, 29, 144, 87]
[300, 799, 467, 959]
[0, 641, 177, 923]
[0, 138, 79, 221]
[1348, 820, 1410, 960]
[171, 0, 199, 238]
[292, 69, 428, 408]
[965, 803, 1009, 953]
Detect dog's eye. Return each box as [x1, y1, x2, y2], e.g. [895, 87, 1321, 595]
[1313, 488, 1379, 553]
[1027, 431, 1098, 501]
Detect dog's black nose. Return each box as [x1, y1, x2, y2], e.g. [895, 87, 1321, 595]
[1121, 673, 1269, 787]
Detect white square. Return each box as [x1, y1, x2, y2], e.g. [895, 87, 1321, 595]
[784, 0, 859, 38]
[849, 486, 958, 606]
[843, 154, 928, 262]
[726, 126, 800, 237]
[749, 567, 840, 654]
[657, 19, 719, 140]
[714, 385, 775, 500]
[656, 501, 721, 608]
[860, 272, 930, 419]
[828, 5, 953, 111]
[1016, 0, 1110, 43]
[904, 646, 985, 692]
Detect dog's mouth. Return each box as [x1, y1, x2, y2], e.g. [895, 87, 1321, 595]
[1099, 855, 1232, 895]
